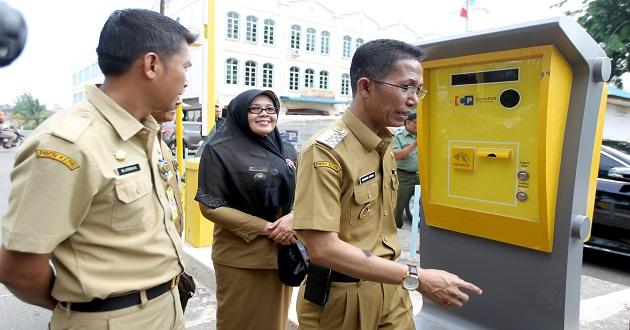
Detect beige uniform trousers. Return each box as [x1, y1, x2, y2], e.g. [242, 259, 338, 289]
[50, 286, 184, 330]
[215, 263, 292, 330]
[297, 281, 414, 330]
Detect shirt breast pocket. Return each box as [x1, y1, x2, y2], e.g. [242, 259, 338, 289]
[112, 175, 153, 231]
[350, 182, 379, 226]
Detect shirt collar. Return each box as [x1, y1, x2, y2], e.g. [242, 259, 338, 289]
[85, 85, 159, 141]
[342, 111, 393, 153]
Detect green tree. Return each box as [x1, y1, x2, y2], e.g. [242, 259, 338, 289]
[559, 0, 629, 88]
[12, 93, 51, 129]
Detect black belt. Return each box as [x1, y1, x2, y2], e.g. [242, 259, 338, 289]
[60, 276, 179, 312]
[397, 169, 417, 174]
[330, 270, 360, 283]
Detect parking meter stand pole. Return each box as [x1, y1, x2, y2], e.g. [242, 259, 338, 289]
[176, 103, 184, 177]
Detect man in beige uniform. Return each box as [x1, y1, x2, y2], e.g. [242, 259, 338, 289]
[0, 9, 196, 330]
[294, 39, 483, 329]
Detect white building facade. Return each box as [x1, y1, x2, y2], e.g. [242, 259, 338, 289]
[165, 0, 422, 117]
[602, 88, 630, 143]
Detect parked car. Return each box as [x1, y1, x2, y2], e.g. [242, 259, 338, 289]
[585, 140, 630, 257]
[161, 121, 203, 154]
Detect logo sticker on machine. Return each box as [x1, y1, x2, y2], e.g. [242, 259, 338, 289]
[451, 147, 476, 170]
[454, 95, 474, 106]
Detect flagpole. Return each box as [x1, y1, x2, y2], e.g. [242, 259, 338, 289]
[465, 0, 469, 32]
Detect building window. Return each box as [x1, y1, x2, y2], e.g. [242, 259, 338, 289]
[320, 31, 330, 55]
[290, 25, 301, 49]
[304, 68, 314, 88]
[341, 73, 350, 96]
[226, 12, 240, 40]
[262, 63, 274, 88]
[319, 70, 329, 89]
[263, 19, 275, 45]
[245, 60, 257, 86]
[355, 38, 364, 50]
[342, 35, 352, 58]
[225, 58, 238, 85]
[289, 66, 300, 91]
[246, 16, 258, 42]
[306, 28, 316, 52]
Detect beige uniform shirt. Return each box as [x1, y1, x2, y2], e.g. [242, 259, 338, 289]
[293, 111, 400, 260]
[1, 85, 184, 302]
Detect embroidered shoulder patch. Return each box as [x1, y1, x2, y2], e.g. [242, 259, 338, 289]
[314, 161, 341, 172]
[36, 149, 80, 170]
[316, 127, 349, 149]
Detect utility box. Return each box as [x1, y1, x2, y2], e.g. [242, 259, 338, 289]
[184, 157, 213, 247]
[416, 17, 609, 329]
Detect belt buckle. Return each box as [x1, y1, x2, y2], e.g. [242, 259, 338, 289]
[171, 275, 180, 289]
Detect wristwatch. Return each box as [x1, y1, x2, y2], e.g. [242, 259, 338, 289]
[402, 264, 420, 291]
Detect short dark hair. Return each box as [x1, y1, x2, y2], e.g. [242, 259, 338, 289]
[97, 9, 198, 76]
[350, 39, 424, 96]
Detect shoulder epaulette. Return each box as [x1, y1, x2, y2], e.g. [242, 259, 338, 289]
[51, 104, 96, 143]
[315, 126, 349, 149]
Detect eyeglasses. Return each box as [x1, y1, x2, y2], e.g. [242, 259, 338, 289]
[371, 79, 428, 99]
[247, 105, 278, 114]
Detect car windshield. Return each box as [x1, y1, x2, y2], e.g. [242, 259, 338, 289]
[602, 140, 630, 158]
[602, 143, 630, 166]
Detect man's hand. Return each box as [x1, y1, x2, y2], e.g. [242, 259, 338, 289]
[0, 246, 56, 310]
[417, 268, 482, 308]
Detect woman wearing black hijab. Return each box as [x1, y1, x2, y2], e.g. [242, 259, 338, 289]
[195, 89, 297, 329]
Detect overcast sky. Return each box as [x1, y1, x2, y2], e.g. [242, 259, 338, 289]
[0, 0, 610, 108]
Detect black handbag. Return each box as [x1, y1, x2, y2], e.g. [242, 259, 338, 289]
[277, 240, 309, 286]
[177, 271, 196, 312]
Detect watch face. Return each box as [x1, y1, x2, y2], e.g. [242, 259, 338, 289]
[403, 276, 419, 290]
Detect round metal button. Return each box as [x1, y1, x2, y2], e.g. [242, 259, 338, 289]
[516, 192, 528, 201]
[517, 171, 529, 181]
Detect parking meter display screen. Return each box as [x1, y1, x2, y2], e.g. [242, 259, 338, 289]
[451, 68, 519, 86]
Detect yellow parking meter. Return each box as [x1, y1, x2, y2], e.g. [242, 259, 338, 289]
[419, 46, 572, 252]
[415, 18, 610, 330]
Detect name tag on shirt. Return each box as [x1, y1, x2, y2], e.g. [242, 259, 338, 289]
[116, 163, 140, 176]
[166, 186, 179, 221]
[359, 171, 376, 184]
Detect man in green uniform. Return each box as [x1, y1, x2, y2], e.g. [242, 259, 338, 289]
[393, 112, 419, 228]
[0, 9, 196, 329]
[293, 39, 483, 329]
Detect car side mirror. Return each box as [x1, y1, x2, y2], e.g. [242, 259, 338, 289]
[607, 167, 630, 182]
